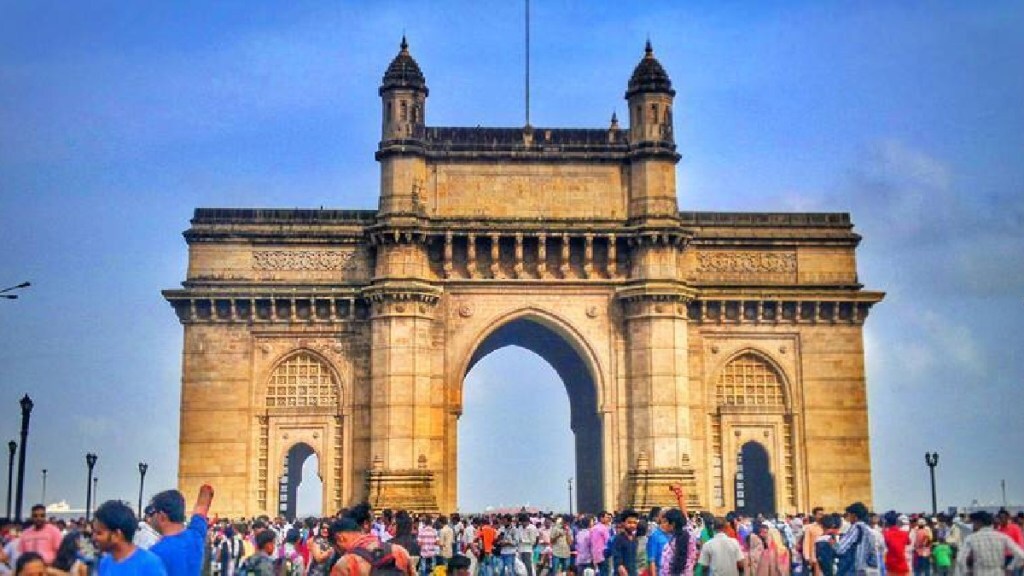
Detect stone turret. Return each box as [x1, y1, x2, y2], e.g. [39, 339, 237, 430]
[625, 40, 681, 220]
[377, 36, 428, 217]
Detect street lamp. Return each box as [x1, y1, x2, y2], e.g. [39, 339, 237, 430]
[5, 441, 15, 518]
[93, 477, 98, 508]
[138, 463, 148, 517]
[925, 452, 939, 515]
[41, 469, 47, 506]
[85, 453, 98, 522]
[0, 281, 30, 300]
[568, 477, 573, 515]
[15, 394, 33, 521]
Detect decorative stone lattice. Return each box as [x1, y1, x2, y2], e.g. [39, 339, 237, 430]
[266, 353, 339, 408]
[716, 353, 785, 407]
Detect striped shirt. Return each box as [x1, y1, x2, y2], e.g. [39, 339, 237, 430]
[956, 527, 1024, 576]
[418, 525, 439, 558]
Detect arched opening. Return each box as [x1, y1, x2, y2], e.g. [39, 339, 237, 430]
[278, 443, 316, 520]
[459, 317, 604, 512]
[295, 452, 323, 518]
[735, 441, 775, 517]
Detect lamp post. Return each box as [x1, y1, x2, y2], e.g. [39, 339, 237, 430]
[0, 281, 30, 300]
[85, 453, 97, 522]
[568, 477, 573, 515]
[5, 441, 15, 518]
[15, 394, 33, 521]
[138, 463, 148, 517]
[925, 452, 939, 515]
[41, 469, 47, 506]
[93, 477, 98, 508]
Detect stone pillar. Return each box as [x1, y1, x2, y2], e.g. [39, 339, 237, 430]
[365, 283, 442, 513]
[618, 284, 701, 511]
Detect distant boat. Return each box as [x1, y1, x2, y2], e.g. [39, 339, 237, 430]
[45, 500, 85, 515]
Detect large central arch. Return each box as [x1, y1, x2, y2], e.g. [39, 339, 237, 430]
[458, 312, 605, 512]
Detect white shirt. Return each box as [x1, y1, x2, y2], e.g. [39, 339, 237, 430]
[698, 532, 744, 576]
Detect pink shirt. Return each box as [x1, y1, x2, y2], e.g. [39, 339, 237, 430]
[590, 522, 611, 564]
[19, 524, 63, 564]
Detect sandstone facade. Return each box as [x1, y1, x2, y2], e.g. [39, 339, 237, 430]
[164, 39, 882, 518]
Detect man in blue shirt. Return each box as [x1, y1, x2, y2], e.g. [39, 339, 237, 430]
[93, 500, 168, 576]
[147, 484, 214, 576]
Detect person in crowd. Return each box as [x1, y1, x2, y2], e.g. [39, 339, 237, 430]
[517, 514, 539, 576]
[657, 509, 692, 576]
[14, 553, 46, 576]
[239, 531, 277, 576]
[329, 513, 414, 576]
[910, 519, 932, 576]
[391, 511, 421, 573]
[611, 511, 640, 576]
[147, 484, 214, 576]
[447, 555, 472, 576]
[552, 517, 573, 576]
[804, 509, 826, 576]
[930, 537, 951, 576]
[18, 506, 62, 565]
[591, 513, 612, 576]
[93, 500, 168, 576]
[439, 517, 456, 567]
[834, 503, 876, 576]
[749, 521, 788, 576]
[49, 531, 87, 576]
[576, 515, 594, 575]
[882, 512, 909, 576]
[697, 518, 744, 576]
[957, 511, 1024, 576]
[308, 522, 335, 576]
[419, 517, 440, 576]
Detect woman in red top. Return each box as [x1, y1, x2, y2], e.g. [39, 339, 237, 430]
[882, 512, 911, 576]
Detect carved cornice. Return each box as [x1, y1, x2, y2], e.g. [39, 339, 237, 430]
[689, 295, 883, 326]
[162, 287, 366, 324]
[362, 281, 442, 319]
[615, 280, 698, 303]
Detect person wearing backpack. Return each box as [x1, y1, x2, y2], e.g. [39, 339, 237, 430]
[277, 529, 305, 576]
[329, 517, 414, 576]
[239, 532, 277, 576]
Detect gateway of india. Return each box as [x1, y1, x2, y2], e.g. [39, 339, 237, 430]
[164, 38, 883, 518]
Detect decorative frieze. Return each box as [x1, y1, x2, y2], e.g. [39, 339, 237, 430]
[253, 249, 360, 271]
[164, 290, 366, 324]
[696, 251, 797, 274]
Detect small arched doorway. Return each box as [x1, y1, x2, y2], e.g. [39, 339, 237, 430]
[735, 441, 775, 517]
[279, 443, 320, 520]
[459, 316, 604, 512]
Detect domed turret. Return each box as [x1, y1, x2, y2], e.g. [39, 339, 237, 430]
[380, 35, 428, 96]
[625, 40, 674, 99]
[625, 40, 675, 147]
[379, 36, 428, 143]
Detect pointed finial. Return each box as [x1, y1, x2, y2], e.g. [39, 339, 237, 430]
[610, 111, 619, 129]
[400, 34, 409, 52]
[645, 37, 653, 57]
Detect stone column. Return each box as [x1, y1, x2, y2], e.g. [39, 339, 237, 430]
[365, 283, 442, 513]
[617, 281, 700, 510]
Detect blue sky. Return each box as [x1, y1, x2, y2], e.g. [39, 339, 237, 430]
[2, 1, 1022, 515]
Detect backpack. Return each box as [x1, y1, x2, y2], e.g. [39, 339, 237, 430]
[350, 543, 406, 576]
[238, 554, 274, 576]
[275, 548, 304, 576]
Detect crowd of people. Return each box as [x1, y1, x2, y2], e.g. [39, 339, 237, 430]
[1, 483, 1022, 576]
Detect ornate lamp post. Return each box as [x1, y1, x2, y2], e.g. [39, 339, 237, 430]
[568, 477, 573, 515]
[14, 394, 33, 521]
[925, 452, 939, 515]
[5, 441, 15, 518]
[41, 469, 47, 506]
[138, 463, 148, 517]
[93, 477, 98, 508]
[85, 453, 98, 522]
